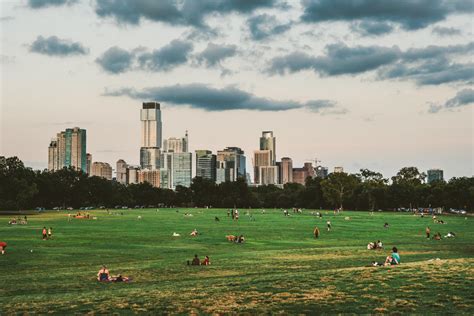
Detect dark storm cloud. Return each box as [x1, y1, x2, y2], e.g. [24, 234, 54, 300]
[29, 35, 88, 57]
[28, 0, 78, 9]
[94, 0, 276, 29]
[432, 26, 462, 36]
[247, 14, 292, 40]
[428, 89, 474, 113]
[268, 42, 473, 85]
[350, 20, 394, 36]
[196, 43, 237, 67]
[137, 40, 193, 71]
[96, 40, 193, 74]
[96, 46, 133, 74]
[300, 0, 473, 30]
[103, 83, 343, 113]
[267, 43, 401, 76]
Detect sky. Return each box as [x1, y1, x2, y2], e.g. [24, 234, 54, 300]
[1, 0, 473, 180]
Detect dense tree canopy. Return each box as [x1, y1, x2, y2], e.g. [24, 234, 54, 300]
[0, 157, 472, 211]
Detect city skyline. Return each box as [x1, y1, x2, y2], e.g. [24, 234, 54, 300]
[1, 1, 473, 180]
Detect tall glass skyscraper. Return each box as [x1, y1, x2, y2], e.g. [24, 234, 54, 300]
[140, 102, 162, 169]
[48, 127, 87, 172]
[260, 131, 276, 165]
[217, 147, 246, 181]
[195, 150, 216, 181]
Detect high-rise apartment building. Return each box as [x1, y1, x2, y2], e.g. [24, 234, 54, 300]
[334, 166, 344, 173]
[138, 169, 160, 188]
[48, 127, 87, 172]
[216, 161, 232, 184]
[292, 163, 315, 185]
[280, 157, 293, 184]
[195, 150, 216, 181]
[253, 150, 272, 184]
[126, 166, 140, 184]
[116, 159, 128, 184]
[91, 162, 112, 180]
[260, 131, 276, 165]
[164, 131, 188, 153]
[140, 102, 162, 170]
[217, 147, 246, 181]
[258, 166, 279, 185]
[427, 169, 444, 183]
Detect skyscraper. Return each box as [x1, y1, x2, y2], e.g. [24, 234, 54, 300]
[253, 150, 272, 184]
[195, 150, 217, 181]
[140, 102, 162, 170]
[217, 147, 246, 181]
[260, 131, 276, 165]
[292, 162, 315, 185]
[160, 152, 192, 189]
[138, 169, 160, 188]
[280, 157, 293, 184]
[315, 166, 328, 179]
[427, 169, 444, 183]
[86, 153, 92, 175]
[116, 159, 127, 184]
[48, 127, 87, 172]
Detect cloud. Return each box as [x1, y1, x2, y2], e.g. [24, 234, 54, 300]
[247, 14, 292, 40]
[29, 35, 88, 57]
[0, 16, 14, 22]
[267, 43, 401, 76]
[196, 43, 237, 67]
[27, 0, 78, 9]
[95, 0, 275, 30]
[138, 40, 193, 71]
[432, 26, 462, 36]
[428, 89, 474, 113]
[103, 83, 343, 114]
[96, 46, 134, 74]
[300, 0, 473, 30]
[350, 20, 394, 36]
[401, 42, 474, 61]
[96, 40, 193, 74]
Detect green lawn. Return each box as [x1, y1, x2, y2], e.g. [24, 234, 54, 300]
[1, 209, 473, 314]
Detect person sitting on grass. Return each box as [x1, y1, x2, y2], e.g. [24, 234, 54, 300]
[0, 241, 7, 255]
[97, 265, 111, 281]
[236, 235, 245, 244]
[201, 256, 210, 266]
[384, 222, 389, 228]
[377, 240, 383, 249]
[367, 242, 375, 250]
[190, 229, 199, 237]
[42, 227, 48, 240]
[190, 254, 200, 266]
[384, 247, 400, 266]
[215, 216, 220, 222]
[433, 232, 441, 240]
[110, 274, 130, 282]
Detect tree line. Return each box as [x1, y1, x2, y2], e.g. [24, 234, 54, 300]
[0, 156, 472, 211]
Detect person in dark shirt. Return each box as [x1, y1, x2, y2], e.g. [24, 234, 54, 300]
[191, 254, 200, 265]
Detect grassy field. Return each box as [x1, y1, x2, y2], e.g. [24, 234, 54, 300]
[0, 208, 473, 314]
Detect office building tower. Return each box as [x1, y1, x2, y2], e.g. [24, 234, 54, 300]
[260, 131, 276, 165]
[216, 161, 232, 184]
[140, 102, 162, 169]
[86, 153, 92, 175]
[48, 127, 87, 172]
[160, 152, 192, 189]
[280, 157, 293, 184]
[164, 131, 189, 153]
[91, 162, 112, 180]
[126, 166, 140, 184]
[116, 159, 128, 184]
[253, 150, 272, 184]
[427, 169, 444, 183]
[315, 166, 328, 179]
[334, 166, 344, 173]
[217, 147, 246, 181]
[195, 150, 216, 181]
[138, 169, 160, 188]
[292, 163, 315, 185]
[258, 166, 279, 185]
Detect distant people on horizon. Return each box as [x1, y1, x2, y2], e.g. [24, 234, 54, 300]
[235, 210, 239, 220]
[327, 220, 331, 231]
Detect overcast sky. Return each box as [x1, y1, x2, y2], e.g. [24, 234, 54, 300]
[1, 0, 473, 180]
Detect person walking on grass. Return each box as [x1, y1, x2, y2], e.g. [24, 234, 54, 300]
[48, 227, 53, 239]
[42, 227, 47, 240]
[426, 226, 431, 239]
[327, 220, 331, 231]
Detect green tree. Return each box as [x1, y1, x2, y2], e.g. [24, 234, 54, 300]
[321, 172, 359, 209]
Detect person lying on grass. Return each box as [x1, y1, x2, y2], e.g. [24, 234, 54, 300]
[444, 232, 456, 238]
[235, 235, 245, 243]
[433, 232, 441, 240]
[97, 265, 130, 282]
[190, 229, 199, 236]
[384, 247, 400, 266]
